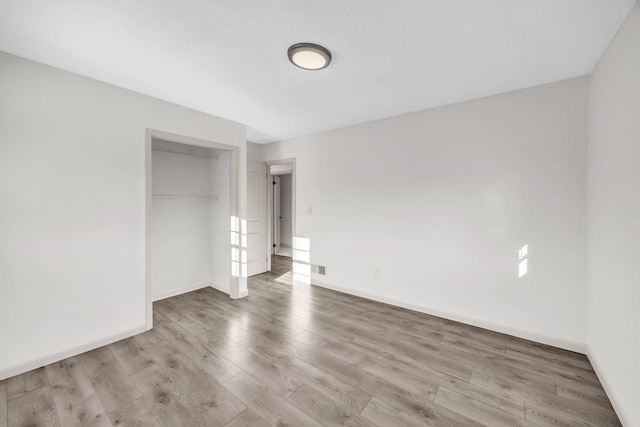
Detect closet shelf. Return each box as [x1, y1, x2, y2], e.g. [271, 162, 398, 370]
[152, 194, 221, 201]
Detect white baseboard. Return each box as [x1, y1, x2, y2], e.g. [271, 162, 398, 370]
[234, 289, 249, 299]
[210, 281, 231, 296]
[152, 281, 213, 302]
[586, 345, 632, 426]
[0, 325, 147, 381]
[311, 278, 586, 353]
[152, 281, 234, 300]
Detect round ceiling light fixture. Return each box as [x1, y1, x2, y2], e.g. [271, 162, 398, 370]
[287, 43, 332, 70]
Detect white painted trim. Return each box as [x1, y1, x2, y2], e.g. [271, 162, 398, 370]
[152, 281, 213, 302]
[145, 130, 153, 330]
[233, 289, 249, 299]
[210, 281, 231, 296]
[271, 169, 293, 175]
[228, 147, 242, 299]
[0, 325, 147, 381]
[586, 346, 631, 426]
[311, 278, 586, 353]
[273, 175, 281, 254]
[265, 166, 272, 272]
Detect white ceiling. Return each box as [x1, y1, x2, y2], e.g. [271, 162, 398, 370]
[0, 1, 635, 143]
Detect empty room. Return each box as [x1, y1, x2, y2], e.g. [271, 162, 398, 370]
[0, 1, 639, 426]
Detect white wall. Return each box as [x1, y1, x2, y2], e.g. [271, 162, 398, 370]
[262, 77, 588, 350]
[0, 52, 246, 380]
[279, 174, 293, 248]
[587, 3, 640, 426]
[152, 147, 232, 299]
[247, 141, 263, 163]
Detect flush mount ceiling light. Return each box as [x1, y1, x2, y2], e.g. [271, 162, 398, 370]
[287, 43, 332, 70]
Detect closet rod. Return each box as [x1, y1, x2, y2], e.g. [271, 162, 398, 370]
[152, 194, 220, 201]
[152, 147, 218, 159]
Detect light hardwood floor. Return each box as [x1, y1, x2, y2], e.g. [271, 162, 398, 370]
[0, 255, 621, 426]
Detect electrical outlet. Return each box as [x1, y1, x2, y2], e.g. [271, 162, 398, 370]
[374, 268, 381, 278]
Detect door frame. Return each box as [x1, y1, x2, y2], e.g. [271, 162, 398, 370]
[265, 159, 296, 272]
[272, 175, 281, 255]
[145, 128, 241, 330]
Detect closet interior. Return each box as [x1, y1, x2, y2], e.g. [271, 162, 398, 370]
[151, 138, 231, 300]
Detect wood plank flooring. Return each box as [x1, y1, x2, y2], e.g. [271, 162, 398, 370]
[0, 255, 621, 426]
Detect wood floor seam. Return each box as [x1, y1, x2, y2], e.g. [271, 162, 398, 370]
[107, 346, 144, 404]
[77, 360, 114, 421]
[432, 384, 442, 402]
[43, 365, 63, 427]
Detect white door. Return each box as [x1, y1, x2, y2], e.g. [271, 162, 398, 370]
[272, 175, 281, 255]
[247, 162, 267, 276]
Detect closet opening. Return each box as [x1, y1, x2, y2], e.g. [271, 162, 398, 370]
[144, 129, 241, 329]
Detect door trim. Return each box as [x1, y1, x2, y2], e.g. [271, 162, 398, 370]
[273, 175, 281, 255]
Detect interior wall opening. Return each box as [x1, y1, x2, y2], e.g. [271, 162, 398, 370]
[267, 161, 295, 276]
[272, 173, 293, 258]
[145, 130, 241, 328]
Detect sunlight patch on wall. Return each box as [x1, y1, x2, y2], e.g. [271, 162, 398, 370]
[518, 244, 528, 260]
[241, 219, 247, 278]
[518, 259, 528, 278]
[518, 244, 529, 278]
[292, 236, 311, 284]
[231, 216, 247, 278]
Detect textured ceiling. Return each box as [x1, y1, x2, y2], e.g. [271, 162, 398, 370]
[0, 1, 635, 143]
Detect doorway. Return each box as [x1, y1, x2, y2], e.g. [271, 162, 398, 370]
[267, 160, 295, 274]
[145, 129, 241, 329]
